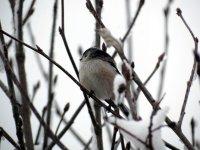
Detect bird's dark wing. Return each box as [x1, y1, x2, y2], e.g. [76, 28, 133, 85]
[85, 47, 120, 74]
[108, 60, 120, 74]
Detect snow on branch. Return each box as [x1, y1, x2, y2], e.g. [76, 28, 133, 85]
[107, 107, 169, 150]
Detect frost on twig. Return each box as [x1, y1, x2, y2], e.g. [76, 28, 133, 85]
[107, 107, 169, 150]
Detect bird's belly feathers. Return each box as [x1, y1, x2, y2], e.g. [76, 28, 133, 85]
[79, 60, 116, 100]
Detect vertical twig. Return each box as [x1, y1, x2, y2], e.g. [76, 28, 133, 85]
[0, 24, 25, 150]
[190, 118, 195, 147]
[61, 0, 65, 32]
[14, 0, 34, 149]
[125, 0, 133, 61]
[35, 107, 47, 145]
[157, 0, 173, 100]
[147, 106, 160, 150]
[94, 0, 104, 149]
[119, 134, 126, 150]
[176, 8, 199, 127]
[111, 127, 118, 150]
[43, 0, 58, 148]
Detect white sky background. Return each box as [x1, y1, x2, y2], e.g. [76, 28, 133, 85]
[0, 0, 200, 149]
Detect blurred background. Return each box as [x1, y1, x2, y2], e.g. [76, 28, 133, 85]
[0, 0, 200, 149]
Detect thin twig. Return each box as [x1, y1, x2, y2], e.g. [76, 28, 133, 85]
[125, 0, 133, 62]
[84, 137, 92, 150]
[0, 127, 21, 150]
[86, 0, 105, 28]
[119, 133, 125, 150]
[55, 103, 88, 147]
[45, 100, 86, 150]
[122, 0, 145, 42]
[85, 2, 195, 149]
[132, 70, 195, 150]
[23, 0, 36, 25]
[15, 0, 34, 149]
[157, 0, 173, 100]
[61, 0, 65, 33]
[59, 26, 98, 135]
[0, 23, 25, 150]
[146, 108, 160, 150]
[0, 29, 122, 118]
[176, 8, 199, 127]
[111, 127, 118, 150]
[43, 0, 58, 148]
[190, 118, 195, 147]
[2, 16, 195, 149]
[55, 102, 70, 135]
[34, 107, 47, 145]
[93, 0, 104, 149]
[164, 141, 180, 150]
[59, 27, 79, 77]
[0, 50, 68, 150]
[135, 52, 165, 100]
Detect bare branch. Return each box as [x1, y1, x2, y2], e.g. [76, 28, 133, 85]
[14, 0, 34, 148]
[111, 127, 118, 150]
[34, 107, 46, 145]
[55, 103, 88, 147]
[190, 118, 195, 147]
[122, 0, 145, 42]
[157, 0, 173, 100]
[59, 27, 79, 77]
[55, 102, 70, 135]
[0, 23, 25, 150]
[86, 0, 105, 28]
[164, 141, 180, 150]
[45, 100, 86, 150]
[135, 52, 165, 100]
[61, 0, 65, 32]
[23, 0, 36, 25]
[0, 127, 21, 150]
[43, 0, 58, 148]
[176, 8, 199, 127]
[0, 29, 121, 117]
[0, 49, 68, 150]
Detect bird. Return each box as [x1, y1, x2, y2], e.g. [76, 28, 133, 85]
[79, 47, 129, 116]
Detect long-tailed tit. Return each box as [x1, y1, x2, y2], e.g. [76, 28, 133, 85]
[79, 47, 129, 116]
